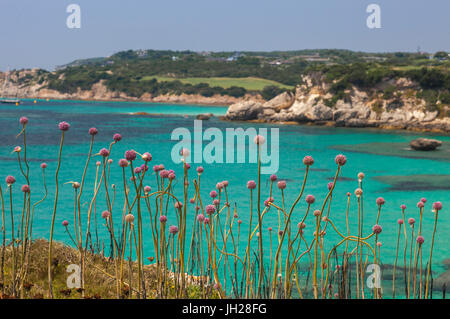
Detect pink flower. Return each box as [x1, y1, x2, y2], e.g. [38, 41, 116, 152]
[21, 185, 30, 193]
[216, 182, 224, 190]
[372, 224, 382, 234]
[205, 205, 216, 215]
[144, 186, 151, 193]
[358, 172, 365, 180]
[254, 135, 265, 145]
[298, 222, 306, 229]
[125, 150, 137, 161]
[174, 201, 182, 209]
[433, 201, 442, 211]
[335, 154, 347, 166]
[96, 161, 101, 166]
[184, 163, 190, 169]
[278, 230, 284, 236]
[197, 166, 204, 174]
[197, 214, 205, 223]
[158, 164, 165, 171]
[140, 164, 148, 172]
[237, 220, 242, 225]
[210, 190, 217, 199]
[113, 133, 122, 142]
[416, 236, 425, 244]
[397, 219, 404, 225]
[125, 214, 135, 223]
[169, 225, 178, 235]
[420, 198, 427, 203]
[101, 211, 110, 219]
[264, 197, 274, 207]
[72, 182, 80, 189]
[189, 198, 195, 204]
[270, 174, 277, 182]
[41, 162, 47, 169]
[268, 227, 273, 232]
[327, 182, 333, 191]
[58, 121, 70, 131]
[62, 220, 69, 227]
[408, 218, 415, 225]
[302, 155, 314, 166]
[20, 117, 29, 125]
[376, 197, 385, 206]
[247, 180, 256, 190]
[400, 204, 406, 210]
[159, 170, 169, 178]
[159, 215, 167, 223]
[89, 127, 98, 136]
[417, 201, 424, 209]
[99, 148, 109, 157]
[213, 199, 219, 206]
[376, 242, 382, 247]
[134, 167, 142, 174]
[13, 146, 21, 153]
[119, 159, 129, 168]
[142, 152, 152, 162]
[6, 175, 16, 185]
[204, 218, 210, 225]
[168, 172, 175, 180]
[305, 195, 315, 204]
[153, 165, 160, 172]
[222, 180, 229, 187]
[277, 181, 286, 190]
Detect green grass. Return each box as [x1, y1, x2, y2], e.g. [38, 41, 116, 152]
[141, 76, 294, 91]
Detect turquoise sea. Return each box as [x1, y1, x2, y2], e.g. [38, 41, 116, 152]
[0, 99, 449, 295]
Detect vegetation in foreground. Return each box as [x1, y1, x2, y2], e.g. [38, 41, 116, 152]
[0, 116, 445, 299]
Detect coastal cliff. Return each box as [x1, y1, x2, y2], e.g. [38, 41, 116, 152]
[225, 74, 450, 133]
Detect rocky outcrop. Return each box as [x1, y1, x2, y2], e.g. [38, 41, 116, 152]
[196, 113, 213, 120]
[410, 138, 443, 151]
[225, 76, 450, 133]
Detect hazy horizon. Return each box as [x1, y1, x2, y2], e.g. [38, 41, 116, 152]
[1, 0, 449, 71]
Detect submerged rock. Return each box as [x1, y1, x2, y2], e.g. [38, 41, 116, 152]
[196, 113, 214, 120]
[410, 138, 443, 151]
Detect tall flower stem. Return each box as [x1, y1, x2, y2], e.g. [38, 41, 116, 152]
[48, 130, 65, 298]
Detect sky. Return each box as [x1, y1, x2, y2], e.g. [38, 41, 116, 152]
[0, 0, 449, 71]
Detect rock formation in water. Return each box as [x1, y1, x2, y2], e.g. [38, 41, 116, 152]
[410, 138, 443, 151]
[225, 75, 450, 133]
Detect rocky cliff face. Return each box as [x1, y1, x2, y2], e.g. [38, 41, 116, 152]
[225, 76, 450, 133]
[0, 70, 258, 106]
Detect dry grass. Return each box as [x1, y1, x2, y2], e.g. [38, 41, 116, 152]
[0, 239, 211, 299]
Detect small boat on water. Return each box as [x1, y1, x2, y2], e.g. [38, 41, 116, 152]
[1, 69, 21, 105]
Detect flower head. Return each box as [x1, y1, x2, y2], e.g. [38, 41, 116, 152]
[197, 214, 205, 223]
[358, 172, 365, 181]
[113, 133, 122, 142]
[270, 174, 277, 182]
[169, 225, 178, 235]
[254, 135, 266, 145]
[420, 197, 427, 203]
[101, 211, 110, 219]
[264, 197, 274, 207]
[376, 197, 385, 207]
[417, 201, 424, 209]
[72, 182, 80, 189]
[174, 201, 182, 209]
[99, 148, 109, 157]
[119, 159, 129, 168]
[197, 166, 204, 174]
[397, 219, 404, 225]
[41, 163, 47, 169]
[5, 175, 16, 185]
[247, 180, 256, 190]
[216, 182, 224, 190]
[21, 184, 30, 193]
[210, 190, 217, 199]
[372, 224, 382, 234]
[400, 204, 406, 210]
[125, 150, 137, 161]
[277, 181, 286, 190]
[62, 220, 69, 227]
[142, 152, 152, 162]
[327, 182, 333, 191]
[433, 201, 443, 212]
[58, 121, 70, 131]
[305, 194, 315, 205]
[13, 146, 21, 153]
[159, 170, 169, 179]
[159, 215, 167, 223]
[89, 127, 98, 136]
[20, 117, 29, 125]
[335, 154, 347, 166]
[144, 185, 151, 193]
[408, 218, 415, 225]
[205, 205, 216, 215]
[134, 167, 142, 174]
[416, 236, 425, 245]
[125, 214, 135, 223]
[302, 155, 314, 166]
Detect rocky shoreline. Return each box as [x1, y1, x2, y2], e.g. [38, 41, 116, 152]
[224, 79, 450, 134]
